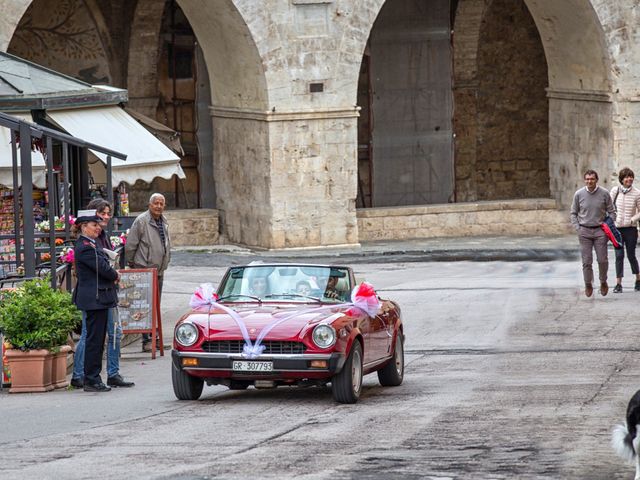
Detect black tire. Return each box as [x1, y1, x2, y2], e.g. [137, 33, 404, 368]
[377, 331, 404, 387]
[332, 341, 363, 404]
[172, 363, 204, 400]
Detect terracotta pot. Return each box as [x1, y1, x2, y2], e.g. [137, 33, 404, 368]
[51, 345, 72, 389]
[5, 349, 54, 393]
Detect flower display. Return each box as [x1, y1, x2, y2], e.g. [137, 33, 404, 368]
[110, 229, 128, 248]
[35, 215, 76, 232]
[59, 247, 74, 264]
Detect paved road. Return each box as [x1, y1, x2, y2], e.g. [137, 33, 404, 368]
[0, 260, 637, 479]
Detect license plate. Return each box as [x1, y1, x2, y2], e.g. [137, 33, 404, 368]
[232, 361, 273, 372]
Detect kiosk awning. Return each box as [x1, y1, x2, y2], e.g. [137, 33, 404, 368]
[0, 112, 46, 188]
[47, 106, 185, 185]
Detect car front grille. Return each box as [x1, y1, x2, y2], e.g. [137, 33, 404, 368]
[201, 340, 307, 355]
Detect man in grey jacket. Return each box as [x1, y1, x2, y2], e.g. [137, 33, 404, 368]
[125, 193, 171, 351]
[570, 170, 616, 297]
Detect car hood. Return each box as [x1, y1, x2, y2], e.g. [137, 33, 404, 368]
[187, 304, 349, 340]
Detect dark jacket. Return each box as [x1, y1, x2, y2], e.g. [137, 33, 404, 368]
[96, 229, 113, 251]
[72, 235, 119, 311]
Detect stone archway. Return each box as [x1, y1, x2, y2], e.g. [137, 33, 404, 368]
[454, 0, 549, 203]
[453, 0, 613, 209]
[357, 0, 455, 208]
[176, 0, 271, 246]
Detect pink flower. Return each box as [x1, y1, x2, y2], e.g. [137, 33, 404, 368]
[59, 247, 74, 264]
[59, 215, 76, 226]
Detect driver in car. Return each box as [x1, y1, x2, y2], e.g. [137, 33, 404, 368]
[323, 275, 342, 300]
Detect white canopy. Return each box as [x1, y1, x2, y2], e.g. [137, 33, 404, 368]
[47, 106, 185, 185]
[0, 113, 47, 188]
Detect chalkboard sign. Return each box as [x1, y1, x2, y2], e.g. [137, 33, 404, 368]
[117, 268, 164, 359]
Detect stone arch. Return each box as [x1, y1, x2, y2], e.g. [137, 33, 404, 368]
[453, 0, 613, 208]
[0, 0, 33, 51]
[176, 0, 271, 246]
[456, 0, 550, 202]
[176, 0, 268, 111]
[356, 0, 456, 208]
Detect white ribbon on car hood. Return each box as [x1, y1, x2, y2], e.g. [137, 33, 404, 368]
[188, 282, 382, 359]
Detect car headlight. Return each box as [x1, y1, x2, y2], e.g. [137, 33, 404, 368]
[312, 324, 336, 349]
[175, 323, 198, 347]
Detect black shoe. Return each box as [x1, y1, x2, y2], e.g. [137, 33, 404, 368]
[635, 281, 640, 291]
[614, 284, 623, 293]
[83, 382, 111, 392]
[107, 374, 135, 388]
[70, 377, 84, 388]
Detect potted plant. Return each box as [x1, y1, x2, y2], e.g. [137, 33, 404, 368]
[0, 278, 81, 393]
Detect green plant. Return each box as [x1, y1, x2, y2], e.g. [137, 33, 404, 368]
[0, 277, 81, 351]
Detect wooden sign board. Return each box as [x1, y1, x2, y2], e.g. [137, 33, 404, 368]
[117, 268, 163, 359]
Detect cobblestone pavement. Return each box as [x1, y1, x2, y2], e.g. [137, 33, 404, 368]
[1, 260, 637, 479]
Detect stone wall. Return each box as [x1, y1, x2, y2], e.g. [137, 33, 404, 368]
[212, 114, 272, 248]
[269, 113, 359, 248]
[1, 0, 638, 248]
[454, 0, 549, 202]
[548, 94, 614, 209]
[161, 208, 219, 246]
[357, 199, 571, 241]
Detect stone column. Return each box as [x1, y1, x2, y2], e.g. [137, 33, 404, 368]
[547, 88, 614, 209]
[211, 106, 360, 249]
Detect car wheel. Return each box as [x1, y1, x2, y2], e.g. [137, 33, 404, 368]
[172, 363, 204, 400]
[377, 331, 404, 386]
[332, 340, 363, 404]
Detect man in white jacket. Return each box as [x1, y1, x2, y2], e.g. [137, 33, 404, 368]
[611, 167, 640, 293]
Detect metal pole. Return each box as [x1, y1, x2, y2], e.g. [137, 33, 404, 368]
[10, 130, 21, 271]
[63, 143, 70, 238]
[19, 121, 35, 278]
[62, 142, 71, 291]
[107, 154, 113, 238]
[46, 136, 56, 289]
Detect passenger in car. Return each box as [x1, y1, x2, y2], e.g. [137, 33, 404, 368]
[248, 276, 268, 297]
[296, 280, 312, 296]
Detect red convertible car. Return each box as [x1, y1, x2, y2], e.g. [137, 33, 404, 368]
[171, 263, 404, 403]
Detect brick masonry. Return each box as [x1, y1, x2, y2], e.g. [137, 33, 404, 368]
[454, 0, 549, 202]
[357, 199, 571, 241]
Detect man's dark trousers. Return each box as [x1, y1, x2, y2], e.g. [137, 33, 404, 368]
[84, 309, 109, 385]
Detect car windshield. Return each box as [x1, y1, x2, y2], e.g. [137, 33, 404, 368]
[217, 265, 352, 303]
